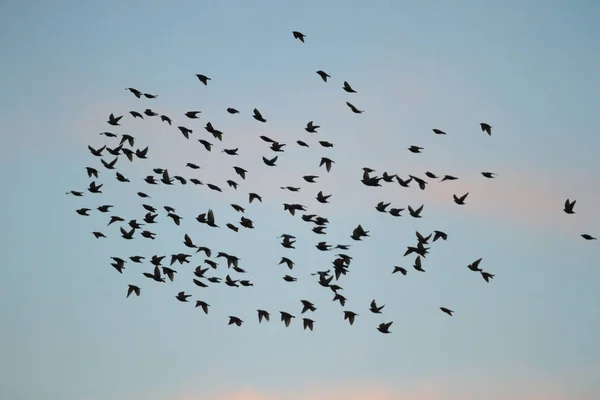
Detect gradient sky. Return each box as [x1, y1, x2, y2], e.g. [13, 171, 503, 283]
[1, 1, 600, 399]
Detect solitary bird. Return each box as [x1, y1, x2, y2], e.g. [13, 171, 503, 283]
[196, 74, 211, 85]
[292, 31, 305, 42]
[480, 123, 492, 135]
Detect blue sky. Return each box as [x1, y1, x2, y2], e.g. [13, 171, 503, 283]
[1, 1, 599, 399]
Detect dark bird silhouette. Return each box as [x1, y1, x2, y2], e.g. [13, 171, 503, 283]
[88, 181, 103, 194]
[564, 199, 576, 214]
[227, 107, 239, 114]
[408, 205, 424, 218]
[303, 175, 318, 183]
[316, 70, 330, 82]
[253, 108, 266, 123]
[440, 307, 454, 316]
[480, 123, 492, 135]
[126, 88, 142, 98]
[196, 74, 211, 85]
[263, 155, 278, 166]
[292, 31, 305, 42]
[377, 321, 393, 334]
[228, 316, 243, 326]
[280, 311, 295, 327]
[408, 145, 423, 153]
[305, 121, 320, 133]
[107, 113, 122, 126]
[346, 102, 363, 114]
[481, 172, 496, 178]
[453, 192, 469, 205]
[302, 318, 314, 331]
[257, 309, 270, 323]
[76, 208, 91, 216]
[198, 139, 213, 151]
[160, 115, 172, 125]
[581, 234, 597, 240]
[195, 301, 210, 314]
[186, 111, 201, 119]
[441, 175, 458, 182]
[343, 81, 357, 93]
[370, 300, 385, 314]
[481, 272, 495, 282]
[319, 157, 334, 172]
[126, 285, 140, 298]
[432, 128, 446, 135]
[344, 311, 358, 325]
[392, 266, 407, 275]
[234, 166, 247, 179]
[316, 191, 331, 204]
[433, 230, 448, 242]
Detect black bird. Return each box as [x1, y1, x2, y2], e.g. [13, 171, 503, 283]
[343, 81, 357, 93]
[195, 301, 210, 314]
[303, 175, 318, 183]
[257, 309, 270, 323]
[228, 316, 243, 326]
[582, 234, 597, 240]
[107, 113, 122, 126]
[130, 111, 143, 119]
[85, 167, 98, 177]
[370, 300, 385, 313]
[480, 123, 492, 135]
[319, 157, 334, 172]
[346, 102, 363, 114]
[344, 311, 358, 325]
[76, 208, 91, 216]
[316, 70, 330, 82]
[280, 311, 295, 327]
[440, 307, 454, 316]
[408, 145, 423, 153]
[227, 107, 239, 114]
[481, 172, 496, 178]
[253, 108, 266, 123]
[263, 155, 278, 166]
[302, 318, 314, 331]
[453, 192, 469, 205]
[305, 121, 320, 133]
[432, 128, 446, 135]
[126, 88, 142, 98]
[185, 111, 201, 119]
[126, 285, 141, 298]
[196, 74, 211, 85]
[377, 321, 393, 334]
[564, 199, 576, 214]
[292, 31, 305, 42]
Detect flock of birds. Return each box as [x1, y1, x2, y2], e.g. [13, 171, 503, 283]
[68, 30, 597, 334]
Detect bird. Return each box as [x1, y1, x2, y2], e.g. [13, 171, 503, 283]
[346, 102, 363, 114]
[257, 309, 270, 323]
[581, 234, 597, 240]
[252, 108, 266, 123]
[126, 285, 140, 298]
[377, 321, 393, 334]
[343, 81, 357, 93]
[305, 121, 320, 133]
[292, 31, 305, 42]
[107, 113, 122, 126]
[196, 74, 211, 85]
[440, 307, 454, 316]
[564, 199, 576, 214]
[316, 70, 330, 82]
[480, 123, 492, 135]
[453, 192, 469, 205]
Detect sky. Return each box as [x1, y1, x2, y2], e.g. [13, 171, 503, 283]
[1, 0, 600, 399]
